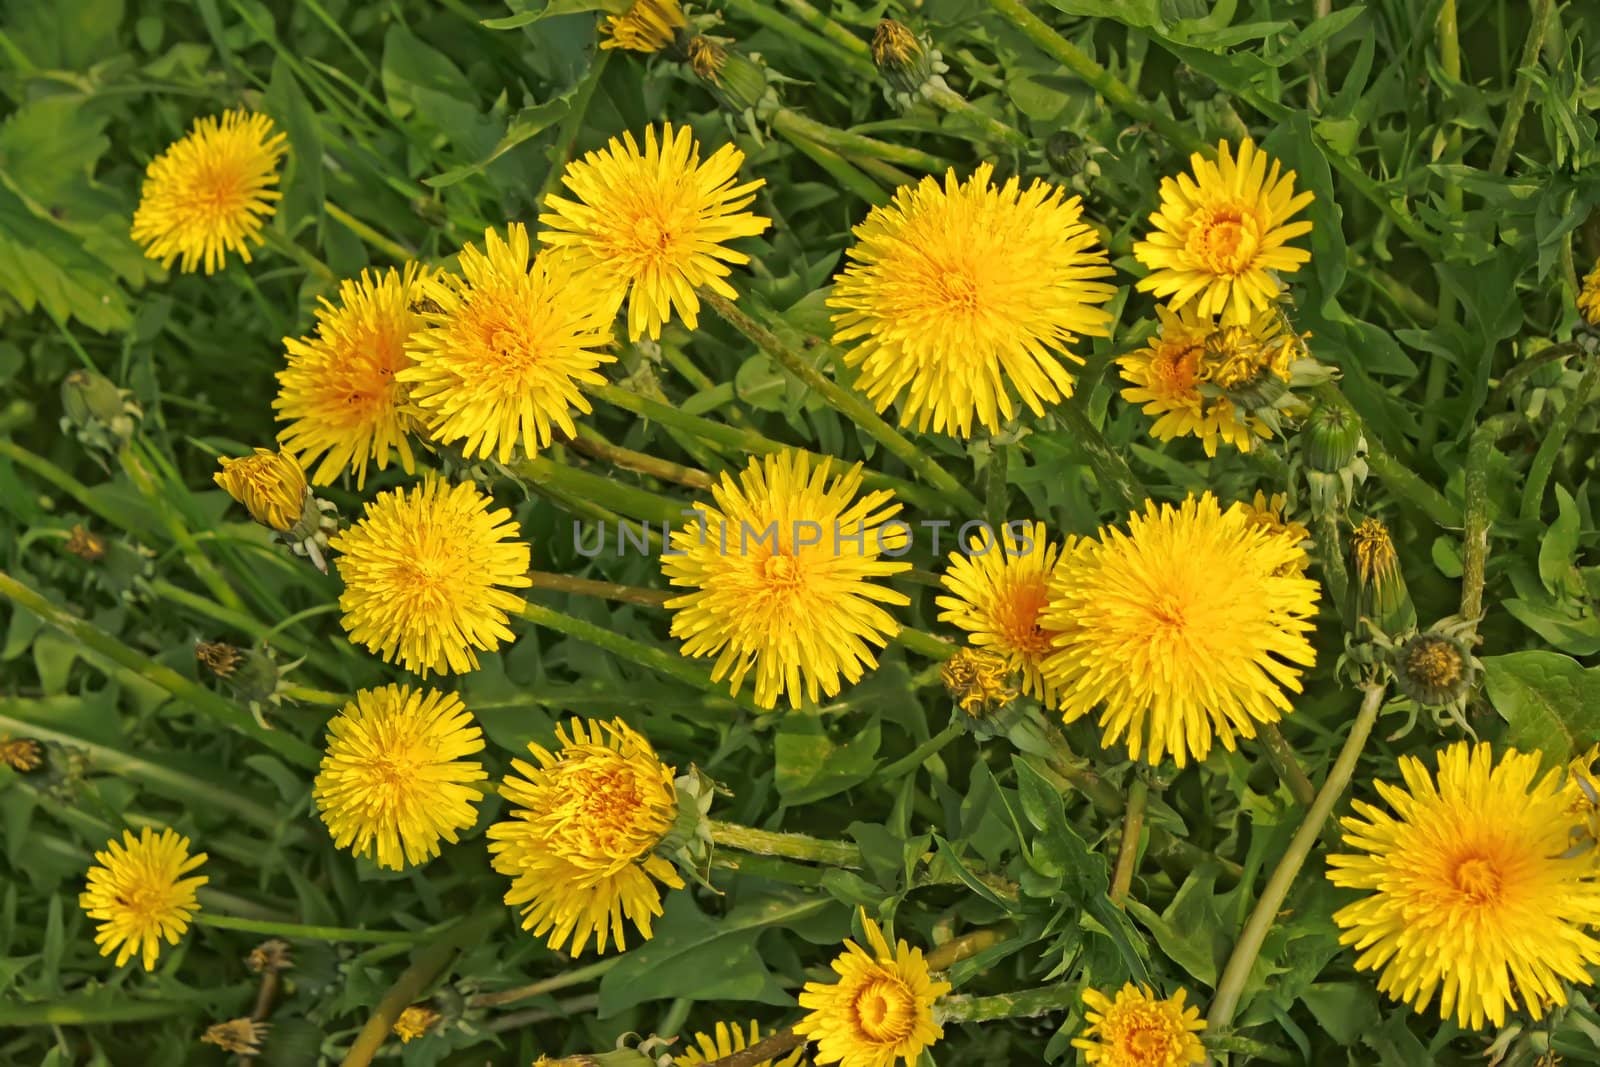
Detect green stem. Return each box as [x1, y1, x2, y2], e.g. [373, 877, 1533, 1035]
[527, 570, 672, 608]
[0, 570, 319, 768]
[724, 0, 876, 77]
[0, 999, 194, 1026]
[570, 426, 714, 490]
[984, 0, 1200, 151]
[197, 914, 436, 944]
[1489, 0, 1556, 175]
[1519, 355, 1599, 521]
[708, 819, 864, 867]
[324, 201, 414, 262]
[1110, 777, 1149, 905]
[514, 455, 690, 526]
[898, 626, 955, 661]
[118, 443, 247, 614]
[339, 905, 504, 1067]
[467, 958, 622, 1010]
[1256, 722, 1316, 808]
[279, 684, 346, 707]
[925, 82, 1030, 148]
[984, 440, 1009, 532]
[1461, 414, 1517, 623]
[588, 383, 946, 513]
[935, 983, 1079, 1023]
[776, 123, 891, 206]
[776, 0, 873, 58]
[1207, 683, 1387, 1030]
[1056, 402, 1146, 515]
[1418, 0, 1464, 456]
[1314, 385, 1460, 528]
[147, 578, 341, 677]
[770, 108, 947, 171]
[704, 292, 983, 514]
[1313, 509, 1351, 623]
[262, 227, 337, 285]
[877, 721, 965, 781]
[515, 602, 763, 715]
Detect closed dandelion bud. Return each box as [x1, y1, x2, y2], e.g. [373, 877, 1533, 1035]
[214, 448, 339, 572]
[1302, 399, 1364, 473]
[686, 35, 726, 85]
[220, 642, 303, 728]
[60, 369, 141, 453]
[1, 736, 44, 773]
[1350, 517, 1415, 634]
[656, 765, 717, 888]
[246, 938, 294, 974]
[872, 19, 933, 94]
[697, 45, 773, 116]
[195, 639, 244, 679]
[1394, 629, 1475, 708]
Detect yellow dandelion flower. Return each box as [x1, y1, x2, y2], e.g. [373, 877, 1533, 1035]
[275, 265, 435, 489]
[939, 647, 1018, 719]
[661, 450, 911, 710]
[399, 224, 615, 465]
[1071, 983, 1206, 1067]
[1327, 741, 1600, 1030]
[313, 685, 487, 870]
[540, 122, 770, 341]
[1133, 138, 1314, 323]
[330, 477, 531, 676]
[393, 1005, 440, 1043]
[829, 163, 1115, 439]
[936, 521, 1069, 708]
[1231, 491, 1311, 574]
[674, 1020, 805, 1067]
[488, 718, 683, 956]
[214, 448, 309, 534]
[795, 911, 950, 1067]
[130, 109, 287, 274]
[1040, 493, 1320, 767]
[600, 0, 685, 53]
[79, 827, 208, 971]
[1579, 259, 1600, 327]
[1565, 744, 1600, 848]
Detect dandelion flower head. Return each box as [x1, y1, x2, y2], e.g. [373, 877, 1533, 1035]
[79, 827, 208, 971]
[1071, 983, 1206, 1067]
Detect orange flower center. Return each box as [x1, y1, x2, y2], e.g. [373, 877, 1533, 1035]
[996, 574, 1053, 658]
[852, 975, 916, 1044]
[1187, 202, 1260, 274]
[1452, 856, 1503, 905]
[1149, 340, 1204, 398]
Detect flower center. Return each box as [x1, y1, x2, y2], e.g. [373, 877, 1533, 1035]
[936, 269, 982, 315]
[1406, 639, 1463, 689]
[852, 976, 916, 1044]
[759, 553, 804, 587]
[998, 576, 1053, 657]
[1452, 856, 1503, 904]
[1150, 341, 1203, 397]
[576, 768, 645, 843]
[1187, 203, 1259, 273]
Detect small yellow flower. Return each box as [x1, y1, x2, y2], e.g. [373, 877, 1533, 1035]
[330, 477, 532, 676]
[313, 685, 488, 870]
[488, 718, 683, 956]
[1579, 258, 1600, 327]
[829, 163, 1115, 438]
[1071, 983, 1206, 1067]
[400, 224, 616, 465]
[939, 647, 1017, 718]
[1041, 493, 1320, 767]
[201, 1018, 269, 1056]
[275, 265, 435, 488]
[541, 122, 770, 341]
[392, 1005, 440, 1043]
[79, 826, 208, 971]
[794, 911, 949, 1067]
[130, 110, 287, 274]
[661, 450, 911, 710]
[674, 1020, 805, 1067]
[1, 736, 43, 772]
[600, 0, 685, 53]
[1328, 741, 1600, 1030]
[1133, 138, 1314, 323]
[214, 448, 309, 533]
[936, 522, 1069, 708]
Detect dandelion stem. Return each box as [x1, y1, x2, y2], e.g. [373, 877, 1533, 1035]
[935, 983, 1081, 1023]
[983, 0, 1200, 151]
[1207, 683, 1387, 1030]
[119, 441, 249, 614]
[725, 0, 876, 77]
[0, 569, 320, 768]
[262, 227, 337, 285]
[467, 958, 622, 1010]
[196, 914, 435, 944]
[514, 602, 765, 715]
[1313, 509, 1350, 623]
[1110, 777, 1149, 905]
[279, 684, 346, 707]
[984, 440, 1009, 531]
[770, 108, 946, 171]
[569, 425, 714, 490]
[877, 721, 966, 781]
[0, 999, 194, 1026]
[924, 82, 1031, 149]
[708, 819, 864, 868]
[704, 292, 984, 514]
[777, 123, 892, 206]
[1418, 0, 1464, 457]
[897, 626, 955, 661]
[527, 570, 672, 608]
[514, 455, 691, 526]
[324, 201, 414, 262]
[1461, 413, 1517, 624]
[1255, 722, 1316, 808]
[339, 905, 504, 1067]
[775, 0, 873, 59]
[1489, 0, 1556, 175]
[1519, 355, 1599, 521]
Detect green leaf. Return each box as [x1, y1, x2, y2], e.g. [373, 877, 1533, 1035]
[1124, 867, 1225, 985]
[774, 716, 881, 806]
[1539, 486, 1584, 597]
[1484, 651, 1600, 765]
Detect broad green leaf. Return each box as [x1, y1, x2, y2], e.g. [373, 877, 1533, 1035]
[1484, 651, 1600, 765]
[774, 716, 881, 806]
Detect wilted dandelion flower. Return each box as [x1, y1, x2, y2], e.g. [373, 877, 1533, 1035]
[1133, 138, 1313, 322]
[686, 36, 727, 83]
[488, 718, 683, 955]
[829, 163, 1115, 438]
[201, 1018, 268, 1056]
[795, 911, 949, 1067]
[400, 224, 615, 464]
[130, 110, 287, 274]
[214, 448, 309, 533]
[393, 1005, 440, 1043]
[937, 521, 1069, 707]
[313, 685, 487, 870]
[1041, 493, 1319, 766]
[1327, 741, 1600, 1030]
[600, 0, 685, 52]
[674, 1021, 805, 1067]
[661, 450, 911, 710]
[940, 647, 1017, 718]
[330, 477, 531, 676]
[1351, 517, 1399, 589]
[1072, 983, 1206, 1067]
[1579, 259, 1600, 327]
[1, 736, 43, 772]
[275, 265, 434, 488]
[541, 122, 769, 341]
[79, 827, 208, 971]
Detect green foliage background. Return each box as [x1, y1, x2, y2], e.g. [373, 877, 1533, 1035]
[2, 0, 1600, 1064]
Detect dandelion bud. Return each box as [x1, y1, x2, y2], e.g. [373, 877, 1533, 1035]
[941, 648, 1018, 720]
[60, 369, 141, 453]
[215, 448, 339, 571]
[195, 639, 244, 679]
[1394, 629, 1475, 708]
[201, 1018, 268, 1056]
[1350, 517, 1415, 634]
[1, 736, 44, 773]
[694, 44, 774, 116]
[685, 35, 726, 84]
[871, 18, 950, 106]
[656, 765, 716, 888]
[1301, 399, 1363, 473]
[392, 1005, 440, 1044]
